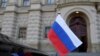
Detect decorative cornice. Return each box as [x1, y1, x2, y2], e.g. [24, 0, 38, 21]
[57, 2, 95, 8]
[4, 10, 17, 14]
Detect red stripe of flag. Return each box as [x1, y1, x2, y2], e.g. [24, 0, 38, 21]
[48, 29, 69, 56]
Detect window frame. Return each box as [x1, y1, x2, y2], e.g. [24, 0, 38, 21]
[18, 27, 27, 39]
[44, 26, 51, 38]
[0, 28, 1, 32]
[47, 0, 55, 5]
[23, 0, 30, 6]
[1, 0, 7, 7]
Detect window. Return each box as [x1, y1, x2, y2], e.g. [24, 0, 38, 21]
[47, 0, 55, 4]
[18, 27, 27, 39]
[1, 0, 7, 7]
[45, 26, 50, 38]
[0, 28, 1, 32]
[23, 0, 30, 6]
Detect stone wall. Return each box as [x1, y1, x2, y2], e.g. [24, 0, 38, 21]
[17, 13, 28, 27]
[0, 15, 3, 28]
[40, 12, 56, 53]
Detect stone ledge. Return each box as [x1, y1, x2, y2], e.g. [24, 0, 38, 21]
[68, 53, 100, 56]
[42, 5, 56, 12]
[29, 4, 41, 11]
[50, 53, 100, 56]
[57, 2, 94, 8]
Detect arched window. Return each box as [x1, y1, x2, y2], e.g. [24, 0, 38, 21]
[69, 17, 87, 37]
[69, 16, 87, 52]
[23, 0, 30, 6]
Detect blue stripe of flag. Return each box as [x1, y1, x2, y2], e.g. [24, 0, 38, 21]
[52, 22, 76, 51]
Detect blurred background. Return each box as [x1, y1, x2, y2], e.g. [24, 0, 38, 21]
[0, 0, 100, 56]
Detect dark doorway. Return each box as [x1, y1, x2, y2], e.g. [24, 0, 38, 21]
[69, 16, 87, 52]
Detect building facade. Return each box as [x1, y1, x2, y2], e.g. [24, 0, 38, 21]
[0, 0, 100, 55]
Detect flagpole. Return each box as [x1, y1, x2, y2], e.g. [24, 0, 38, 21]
[56, 8, 60, 56]
[57, 5, 61, 15]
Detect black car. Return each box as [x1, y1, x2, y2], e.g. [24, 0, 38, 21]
[0, 33, 48, 56]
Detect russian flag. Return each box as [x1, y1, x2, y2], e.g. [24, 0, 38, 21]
[48, 14, 82, 56]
